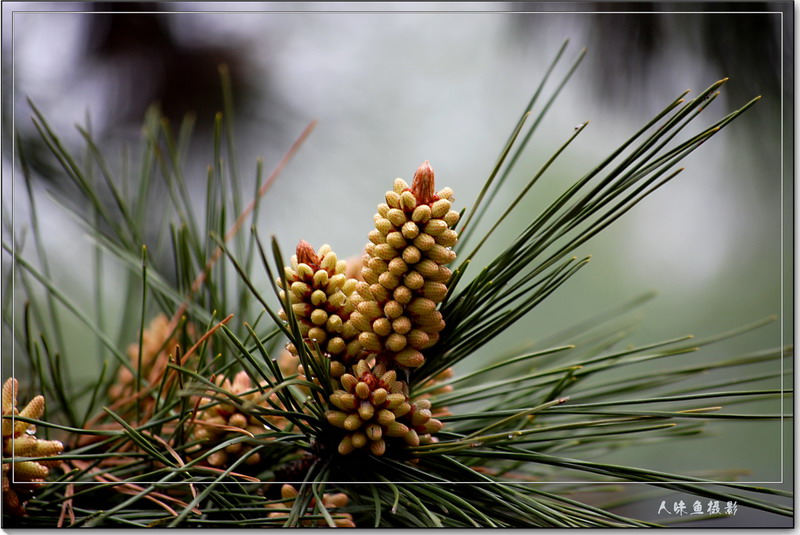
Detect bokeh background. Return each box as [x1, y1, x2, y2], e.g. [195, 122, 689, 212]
[2, 2, 793, 526]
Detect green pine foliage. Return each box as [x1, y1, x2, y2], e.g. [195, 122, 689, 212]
[1, 45, 791, 528]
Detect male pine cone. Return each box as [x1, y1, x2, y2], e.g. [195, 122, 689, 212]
[350, 161, 459, 368]
[277, 241, 361, 375]
[325, 360, 443, 456]
[2, 378, 64, 515]
[188, 371, 281, 468]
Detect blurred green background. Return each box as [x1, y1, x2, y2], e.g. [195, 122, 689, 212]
[2, 2, 792, 523]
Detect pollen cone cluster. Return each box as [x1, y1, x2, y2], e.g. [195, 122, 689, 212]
[109, 313, 183, 400]
[2, 378, 63, 516]
[276, 162, 454, 457]
[278, 241, 361, 376]
[325, 360, 443, 455]
[188, 371, 278, 468]
[266, 483, 355, 527]
[350, 161, 459, 369]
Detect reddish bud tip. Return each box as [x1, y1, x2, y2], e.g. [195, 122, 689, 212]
[411, 160, 436, 205]
[296, 240, 319, 268]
